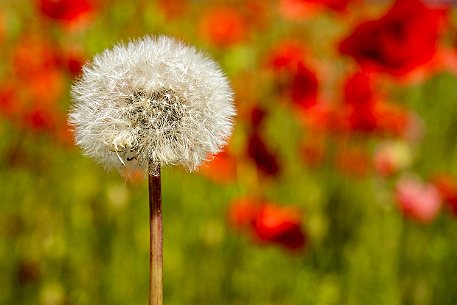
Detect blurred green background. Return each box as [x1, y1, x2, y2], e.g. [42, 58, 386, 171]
[2, 0, 457, 304]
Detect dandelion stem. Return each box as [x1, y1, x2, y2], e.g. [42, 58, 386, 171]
[148, 163, 163, 305]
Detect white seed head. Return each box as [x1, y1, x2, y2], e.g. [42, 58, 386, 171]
[69, 35, 235, 175]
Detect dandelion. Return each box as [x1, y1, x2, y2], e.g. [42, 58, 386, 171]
[69, 35, 235, 175]
[68, 35, 235, 305]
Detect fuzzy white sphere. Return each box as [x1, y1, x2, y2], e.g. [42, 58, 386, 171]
[69, 36, 235, 174]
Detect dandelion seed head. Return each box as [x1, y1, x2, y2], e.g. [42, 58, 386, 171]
[69, 35, 235, 175]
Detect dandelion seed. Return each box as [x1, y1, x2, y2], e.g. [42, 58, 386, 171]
[69, 35, 235, 175]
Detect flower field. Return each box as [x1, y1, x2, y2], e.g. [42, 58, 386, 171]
[1, 0, 457, 304]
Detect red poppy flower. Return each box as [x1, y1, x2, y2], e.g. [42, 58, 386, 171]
[431, 174, 457, 216]
[337, 71, 421, 138]
[395, 176, 442, 223]
[229, 198, 307, 251]
[62, 50, 86, 77]
[0, 81, 65, 136]
[267, 41, 306, 72]
[21, 107, 58, 133]
[254, 203, 306, 250]
[37, 0, 93, 27]
[13, 37, 60, 82]
[247, 132, 281, 177]
[339, 0, 447, 76]
[27, 70, 65, 107]
[267, 41, 319, 111]
[199, 6, 247, 47]
[291, 62, 319, 110]
[12, 37, 65, 107]
[242, 105, 282, 177]
[343, 71, 378, 132]
[279, 0, 349, 20]
[3, 37, 70, 139]
[344, 71, 374, 108]
[229, 198, 260, 228]
[249, 105, 268, 129]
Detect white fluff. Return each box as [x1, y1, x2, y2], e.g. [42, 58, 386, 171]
[69, 36, 235, 175]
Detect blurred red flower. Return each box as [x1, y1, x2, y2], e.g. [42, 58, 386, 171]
[249, 105, 268, 129]
[12, 37, 65, 107]
[267, 40, 306, 71]
[229, 198, 307, 251]
[37, 0, 93, 27]
[13, 37, 60, 81]
[27, 70, 65, 108]
[247, 132, 281, 177]
[14, 36, 86, 79]
[431, 174, 457, 216]
[229, 198, 260, 228]
[21, 107, 58, 132]
[395, 176, 442, 223]
[61, 50, 86, 77]
[267, 41, 319, 111]
[333, 71, 421, 138]
[0, 36, 74, 141]
[254, 203, 306, 250]
[343, 71, 378, 132]
[279, 0, 350, 20]
[291, 62, 319, 110]
[199, 6, 247, 47]
[339, 0, 447, 77]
